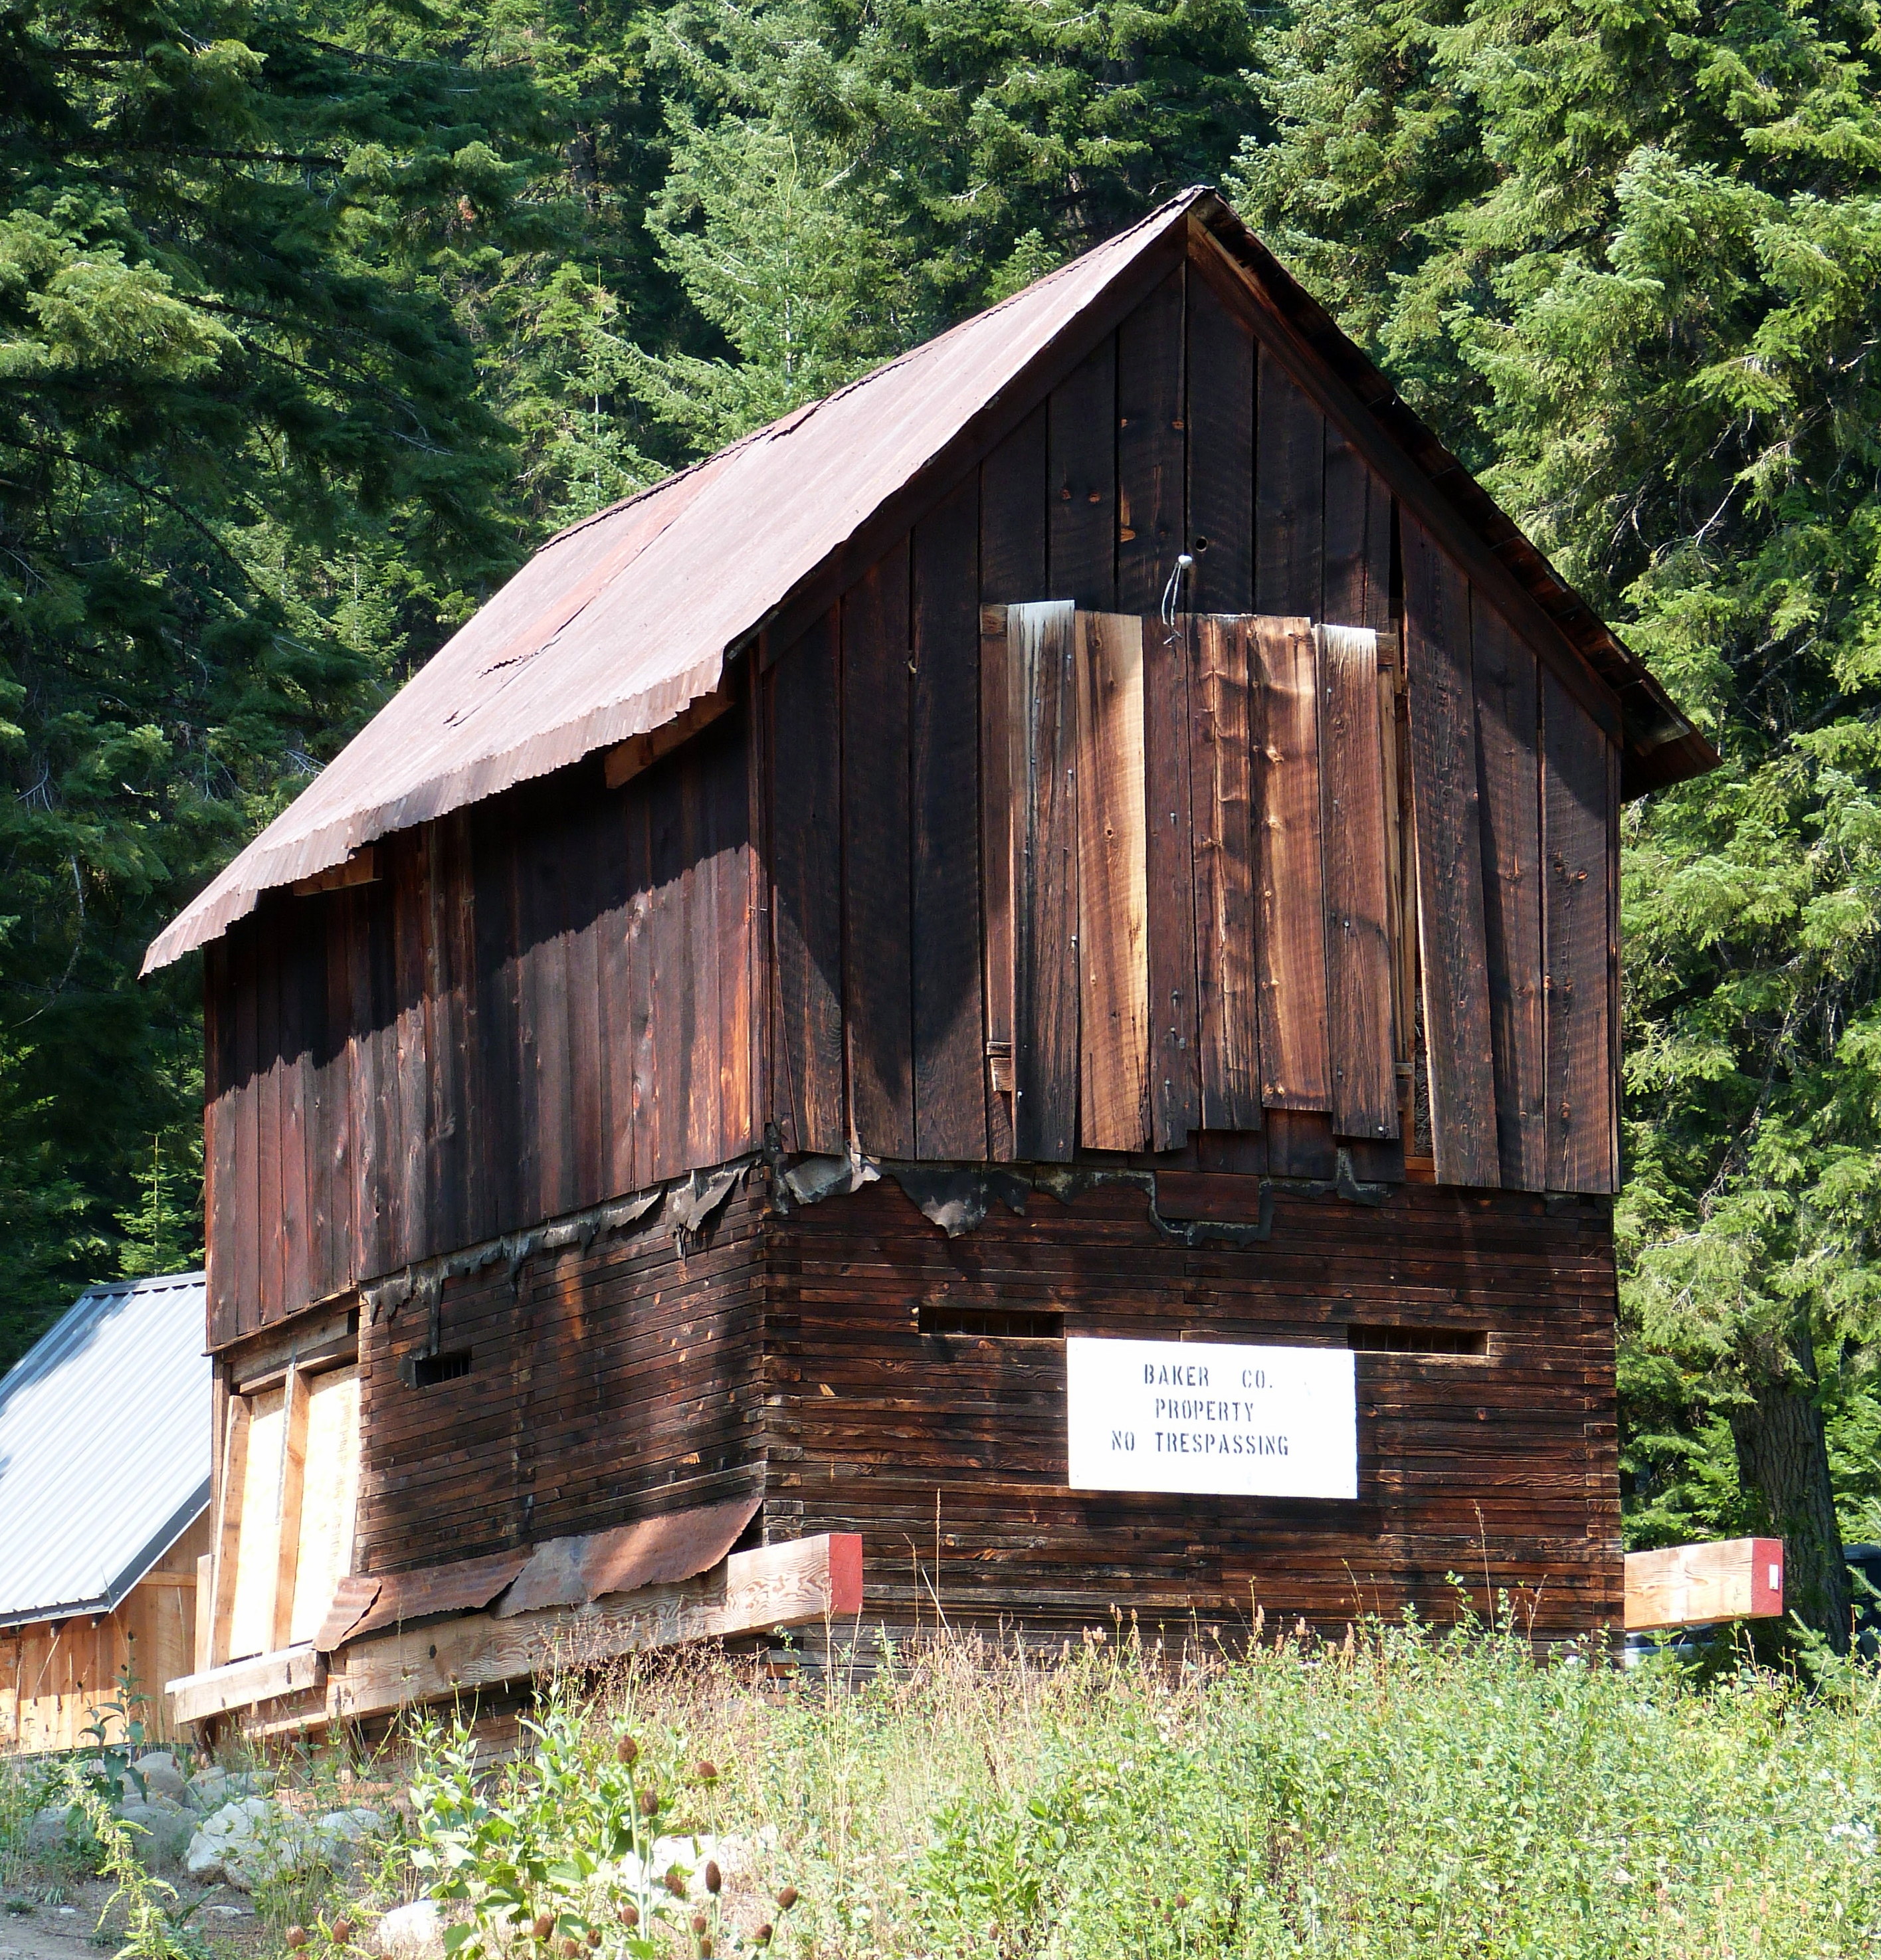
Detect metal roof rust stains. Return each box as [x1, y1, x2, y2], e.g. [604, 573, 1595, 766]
[145, 188, 1714, 977]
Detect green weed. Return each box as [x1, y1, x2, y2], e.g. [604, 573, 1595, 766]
[388, 1619, 1881, 1960]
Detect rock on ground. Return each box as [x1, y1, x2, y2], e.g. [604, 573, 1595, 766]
[372, 1900, 445, 1960]
[23, 1809, 81, 1861]
[183, 1797, 276, 1886]
[127, 1755, 189, 1806]
[115, 1805, 193, 1869]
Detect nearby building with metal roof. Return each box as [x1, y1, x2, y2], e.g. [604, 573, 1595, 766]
[0, 1272, 210, 1629]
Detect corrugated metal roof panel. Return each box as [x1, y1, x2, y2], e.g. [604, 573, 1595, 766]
[144, 186, 1714, 975]
[142, 191, 1199, 973]
[0, 1272, 211, 1627]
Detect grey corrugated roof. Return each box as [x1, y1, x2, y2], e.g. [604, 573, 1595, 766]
[143, 186, 1713, 976]
[0, 1272, 211, 1628]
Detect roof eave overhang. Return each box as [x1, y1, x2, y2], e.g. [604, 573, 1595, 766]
[0, 1484, 209, 1631]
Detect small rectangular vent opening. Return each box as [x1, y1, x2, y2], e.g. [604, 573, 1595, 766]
[401, 1349, 472, 1388]
[919, 1305, 1064, 1340]
[1347, 1325, 1488, 1357]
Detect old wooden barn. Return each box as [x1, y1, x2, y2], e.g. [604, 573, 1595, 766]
[149, 188, 1715, 1731]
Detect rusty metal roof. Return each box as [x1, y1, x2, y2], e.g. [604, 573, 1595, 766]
[145, 188, 1712, 975]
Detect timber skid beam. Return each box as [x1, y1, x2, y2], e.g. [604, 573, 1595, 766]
[167, 1533, 862, 1735]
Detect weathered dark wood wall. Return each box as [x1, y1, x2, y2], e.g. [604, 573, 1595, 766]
[203, 714, 756, 1347]
[203, 239, 1621, 1349]
[765, 1176, 1621, 1646]
[223, 1164, 1619, 1640]
[763, 256, 1619, 1198]
[355, 1185, 767, 1575]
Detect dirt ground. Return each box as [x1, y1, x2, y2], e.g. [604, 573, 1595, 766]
[0, 1874, 268, 1960]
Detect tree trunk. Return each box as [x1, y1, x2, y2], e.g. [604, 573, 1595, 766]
[1730, 1331, 1851, 1653]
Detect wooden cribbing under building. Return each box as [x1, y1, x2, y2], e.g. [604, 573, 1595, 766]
[146, 188, 1717, 1730]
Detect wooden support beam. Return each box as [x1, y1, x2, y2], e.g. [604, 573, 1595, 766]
[1624, 1539, 1784, 1632]
[193, 1556, 213, 1675]
[292, 848, 376, 898]
[168, 1643, 326, 1727]
[268, 1363, 310, 1653]
[165, 1534, 864, 1729]
[603, 683, 734, 791]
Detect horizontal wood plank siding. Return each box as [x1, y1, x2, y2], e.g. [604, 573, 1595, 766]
[355, 1187, 767, 1573]
[765, 1176, 1621, 1647]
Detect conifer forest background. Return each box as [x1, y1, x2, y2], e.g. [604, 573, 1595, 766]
[5, 0, 1881, 1641]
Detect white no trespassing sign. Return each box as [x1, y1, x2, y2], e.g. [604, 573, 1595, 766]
[1065, 1337, 1357, 1499]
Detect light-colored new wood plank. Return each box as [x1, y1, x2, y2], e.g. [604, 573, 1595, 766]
[268, 1363, 310, 1654]
[167, 1644, 325, 1726]
[1624, 1539, 1783, 1632]
[1075, 613, 1149, 1150]
[209, 1391, 250, 1669]
[193, 1556, 213, 1675]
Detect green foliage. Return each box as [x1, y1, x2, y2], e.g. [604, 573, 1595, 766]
[904, 1630, 1881, 1955]
[407, 1687, 761, 1959]
[114, 1137, 203, 1283]
[1231, 0, 1881, 1644]
[0, 0, 549, 1366]
[60, 1768, 199, 1960]
[401, 1638, 1881, 1959]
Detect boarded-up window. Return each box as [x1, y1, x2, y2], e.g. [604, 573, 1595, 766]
[290, 1367, 361, 1645]
[982, 605, 1405, 1159]
[220, 1361, 360, 1662]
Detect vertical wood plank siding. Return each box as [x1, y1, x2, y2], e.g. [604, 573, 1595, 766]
[1542, 666, 1619, 1193]
[1252, 615, 1332, 1109]
[1403, 515, 1502, 1187]
[1007, 603, 1082, 1161]
[1075, 613, 1151, 1150]
[1142, 613, 1203, 1151]
[1318, 625, 1400, 1139]
[910, 477, 989, 1161]
[203, 266, 1629, 1341]
[1190, 616, 1260, 1129]
[1185, 274, 1255, 616]
[1116, 268, 1187, 615]
[1473, 604, 1547, 1189]
[209, 713, 759, 1339]
[841, 551, 916, 1157]
[769, 611, 844, 1155]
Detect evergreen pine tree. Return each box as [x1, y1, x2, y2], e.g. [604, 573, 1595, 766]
[1234, 0, 1881, 1646]
[0, 0, 553, 1363]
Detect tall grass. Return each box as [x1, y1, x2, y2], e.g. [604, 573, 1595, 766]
[407, 1618, 1881, 1959]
